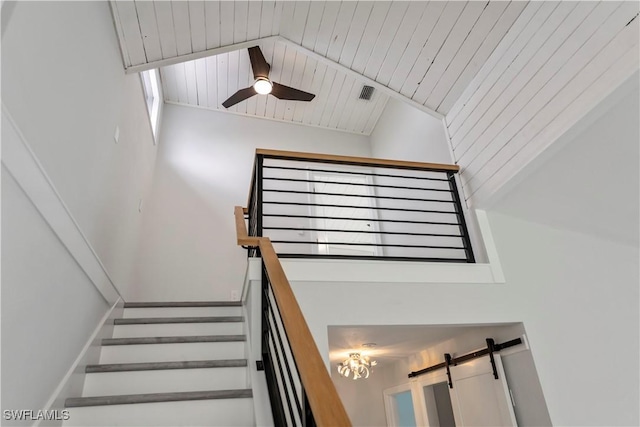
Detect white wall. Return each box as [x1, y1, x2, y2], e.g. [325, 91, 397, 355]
[1, 1, 158, 294]
[488, 73, 639, 248]
[332, 365, 388, 427]
[1, 1, 157, 415]
[370, 98, 452, 164]
[129, 104, 371, 301]
[1, 170, 109, 422]
[292, 215, 638, 426]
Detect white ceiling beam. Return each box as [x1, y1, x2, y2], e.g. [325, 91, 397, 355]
[164, 100, 372, 136]
[278, 36, 444, 120]
[124, 36, 281, 74]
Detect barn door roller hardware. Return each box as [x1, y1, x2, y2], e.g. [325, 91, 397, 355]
[444, 353, 453, 389]
[486, 338, 498, 379]
[407, 337, 523, 384]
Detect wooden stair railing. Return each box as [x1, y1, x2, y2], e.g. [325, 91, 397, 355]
[245, 148, 460, 218]
[254, 148, 460, 171]
[234, 206, 352, 427]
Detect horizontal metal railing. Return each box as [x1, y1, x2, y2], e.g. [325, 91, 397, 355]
[247, 149, 474, 263]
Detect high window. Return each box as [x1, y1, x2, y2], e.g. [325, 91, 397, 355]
[140, 69, 161, 142]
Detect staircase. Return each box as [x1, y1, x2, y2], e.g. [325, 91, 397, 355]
[63, 302, 255, 426]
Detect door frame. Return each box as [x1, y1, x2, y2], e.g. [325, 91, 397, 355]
[383, 382, 423, 427]
[413, 371, 453, 427]
[306, 168, 383, 256]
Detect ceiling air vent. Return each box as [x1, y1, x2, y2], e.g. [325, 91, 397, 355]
[359, 85, 375, 100]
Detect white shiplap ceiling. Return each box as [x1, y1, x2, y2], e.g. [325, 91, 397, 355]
[444, 1, 639, 205]
[159, 39, 390, 134]
[111, 1, 527, 133]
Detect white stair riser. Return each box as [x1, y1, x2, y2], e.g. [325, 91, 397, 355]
[112, 322, 243, 338]
[82, 368, 247, 397]
[99, 342, 245, 364]
[63, 398, 254, 426]
[122, 307, 242, 318]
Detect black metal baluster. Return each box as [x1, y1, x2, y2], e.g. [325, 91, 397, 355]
[257, 154, 264, 242]
[262, 351, 287, 427]
[301, 389, 316, 427]
[261, 265, 286, 425]
[265, 288, 303, 421]
[447, 171, 475, 263]
[265, 310, 297, 426]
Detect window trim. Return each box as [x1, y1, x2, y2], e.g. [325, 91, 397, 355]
[140, 68, 162, 144]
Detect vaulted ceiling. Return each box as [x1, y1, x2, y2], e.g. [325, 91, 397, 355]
[158, 40, 392, 134]
[111, 1, 527, 133]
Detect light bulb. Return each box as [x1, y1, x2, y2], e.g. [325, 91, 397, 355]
[254, 78, 272, 95]
[337, 352, 376, 379]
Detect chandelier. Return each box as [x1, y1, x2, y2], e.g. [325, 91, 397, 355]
[337, 353, 377, 380]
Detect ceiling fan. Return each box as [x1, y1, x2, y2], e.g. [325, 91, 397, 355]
[222, 46, 316, 108]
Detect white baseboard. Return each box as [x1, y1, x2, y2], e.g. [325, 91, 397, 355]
[34, 298, 123, 427]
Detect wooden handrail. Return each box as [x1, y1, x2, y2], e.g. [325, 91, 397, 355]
[246, 148, 459, 216]
[234, 206, 352, 427]
[234, 206, 259, 246]
[256, 148, 460, 172]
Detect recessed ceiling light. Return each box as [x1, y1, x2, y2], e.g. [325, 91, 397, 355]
[362, 342, 377, 348]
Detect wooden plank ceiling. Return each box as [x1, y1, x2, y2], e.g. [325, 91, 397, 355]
[111, 1, 527, 134]
[160, 39, 391, 134]
[445, 1, 639, 205]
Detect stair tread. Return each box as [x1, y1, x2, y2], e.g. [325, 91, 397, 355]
[102, 335, 246, 345]
[86, 359, 248, 373]
[99, 342, 244, 364]
[65, 389, 252, 407]
[124, 301, 242, 308]
[62, 398, 255, 426]
[114, 316, 243, 325]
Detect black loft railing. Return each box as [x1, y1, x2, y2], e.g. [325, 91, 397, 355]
[261, 264, 316, 427]
[247, 150, 475, 263]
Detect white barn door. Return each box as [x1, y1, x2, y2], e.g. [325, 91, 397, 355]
[448, 354, 517, 426]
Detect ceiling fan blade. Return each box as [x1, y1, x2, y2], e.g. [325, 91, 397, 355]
[248, 46, 270, 79]
[271, 82, 316, 101]
[222, 86, 257, 108]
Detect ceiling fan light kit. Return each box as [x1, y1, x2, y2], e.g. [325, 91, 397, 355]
[253, 78, 272, 95]
[222, 46, 315, 108]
